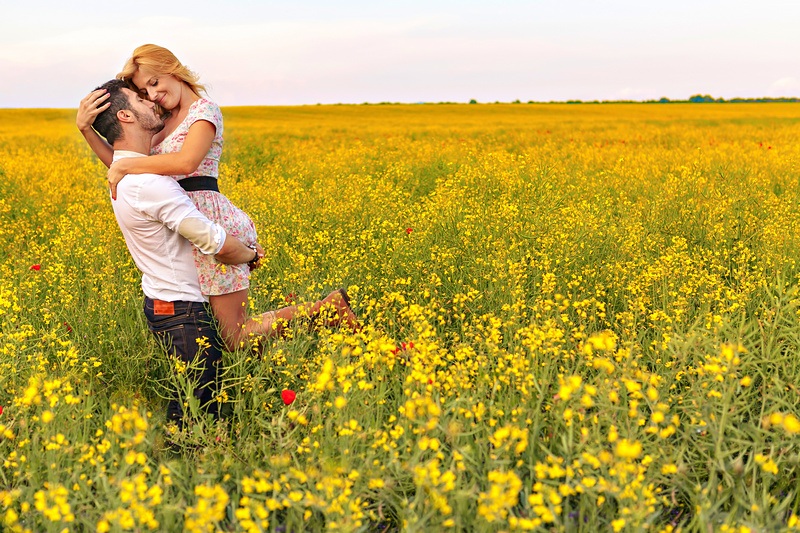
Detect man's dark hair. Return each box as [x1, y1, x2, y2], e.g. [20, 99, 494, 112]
[92, 79, 132, 145]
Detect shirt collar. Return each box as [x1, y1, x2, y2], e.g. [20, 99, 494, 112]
[112, 150, 148, 162]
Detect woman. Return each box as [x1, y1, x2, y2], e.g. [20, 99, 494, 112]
[77, 44, 359, 350]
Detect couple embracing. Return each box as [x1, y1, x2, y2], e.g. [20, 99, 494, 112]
[77, 45, 360, 430]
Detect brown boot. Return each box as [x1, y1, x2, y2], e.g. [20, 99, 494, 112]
[309, 288, 361, 331]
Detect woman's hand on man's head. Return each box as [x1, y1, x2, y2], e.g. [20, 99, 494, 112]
[77, 89, 110, 131]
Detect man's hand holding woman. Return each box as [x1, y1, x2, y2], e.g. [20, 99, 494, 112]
[249, 243, 265, 271]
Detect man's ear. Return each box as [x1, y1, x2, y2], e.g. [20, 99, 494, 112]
[116, 109, 135, 124]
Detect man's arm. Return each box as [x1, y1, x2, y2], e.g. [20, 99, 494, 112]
[176, 215, 259, 265]
[214, 230, 260, 265]
[136, 176, 260, 265]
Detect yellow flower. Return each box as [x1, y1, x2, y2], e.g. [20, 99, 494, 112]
[783, 414, 800, 434]
[661, 464, 678, 474]
[615, 439, 642, 460]
[754, 454, 778, 475]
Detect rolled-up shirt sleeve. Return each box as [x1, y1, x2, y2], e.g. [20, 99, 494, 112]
[177, 216, 226, 255]
[136, 176, 227, 255]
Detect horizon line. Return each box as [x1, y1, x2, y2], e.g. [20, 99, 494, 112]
[3, 95, 800, 111]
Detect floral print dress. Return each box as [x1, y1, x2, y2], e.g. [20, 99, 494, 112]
[151, 98, 258, 296]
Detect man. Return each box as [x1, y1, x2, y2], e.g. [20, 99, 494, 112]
[91, 79, 263, 427]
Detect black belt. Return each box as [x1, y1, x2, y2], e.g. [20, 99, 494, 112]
[179, 176, 219, 192]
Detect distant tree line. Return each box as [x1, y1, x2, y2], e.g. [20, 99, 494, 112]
[466, 95, 800, 104]
[323, 95, 799, 106]
[516, 95, 800, 104]
[682, 94, 800, 103]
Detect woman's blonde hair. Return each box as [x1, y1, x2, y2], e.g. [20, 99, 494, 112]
[117, 44, 207, 98]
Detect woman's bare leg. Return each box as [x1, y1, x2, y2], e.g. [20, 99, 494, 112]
[209, 290, 304, 351]
[208, 290, 250, 351]
[207, 290, 282, 350]
[209, 288, 360, 351]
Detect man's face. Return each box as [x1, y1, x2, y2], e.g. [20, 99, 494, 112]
[122, 88, 165, 134]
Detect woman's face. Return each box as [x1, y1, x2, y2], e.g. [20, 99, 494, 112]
[131, 69, 183, 111]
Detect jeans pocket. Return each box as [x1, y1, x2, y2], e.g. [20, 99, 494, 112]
[151, 322, 191, 361]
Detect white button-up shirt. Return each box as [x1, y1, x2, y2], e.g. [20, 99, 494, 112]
[110, 151, 225, 302]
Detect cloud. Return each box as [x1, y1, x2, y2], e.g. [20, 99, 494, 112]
[614, 87, 649, 101]
[767, 77, 800, 97]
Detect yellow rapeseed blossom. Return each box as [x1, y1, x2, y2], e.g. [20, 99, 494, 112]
[615, 439, 643, 460]
[184, 484, 230, 533]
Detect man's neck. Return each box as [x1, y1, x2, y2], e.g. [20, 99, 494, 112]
[113, 129, 153, 155]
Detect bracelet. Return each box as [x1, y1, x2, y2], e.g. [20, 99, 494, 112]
[248, 245, 259, 265]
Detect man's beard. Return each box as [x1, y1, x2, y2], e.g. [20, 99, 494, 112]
[132, 108, 165, 134]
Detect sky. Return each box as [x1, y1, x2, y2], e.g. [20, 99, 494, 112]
[2, 0, 799, 108]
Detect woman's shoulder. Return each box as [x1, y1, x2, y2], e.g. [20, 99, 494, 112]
[188, 98, 223, 124]
[190, 97, 221, 113]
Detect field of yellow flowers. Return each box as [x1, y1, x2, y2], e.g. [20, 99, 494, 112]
[2, 102, 800, 531]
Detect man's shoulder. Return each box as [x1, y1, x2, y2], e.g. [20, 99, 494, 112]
[116, 174, 192, 220]
[117, 173, 183, 198]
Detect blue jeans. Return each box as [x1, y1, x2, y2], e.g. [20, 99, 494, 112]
[143, 297, 224, 425]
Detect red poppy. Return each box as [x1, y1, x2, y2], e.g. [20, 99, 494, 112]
[30, 264, 41, 271]
[0, 405, 3, 415]
[405, 228, 413, 235]
[285, 292, 297, 303]
[281, 389, 296, 405]
[63, 322, 73, 333]
[392, 341, 415, 355]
